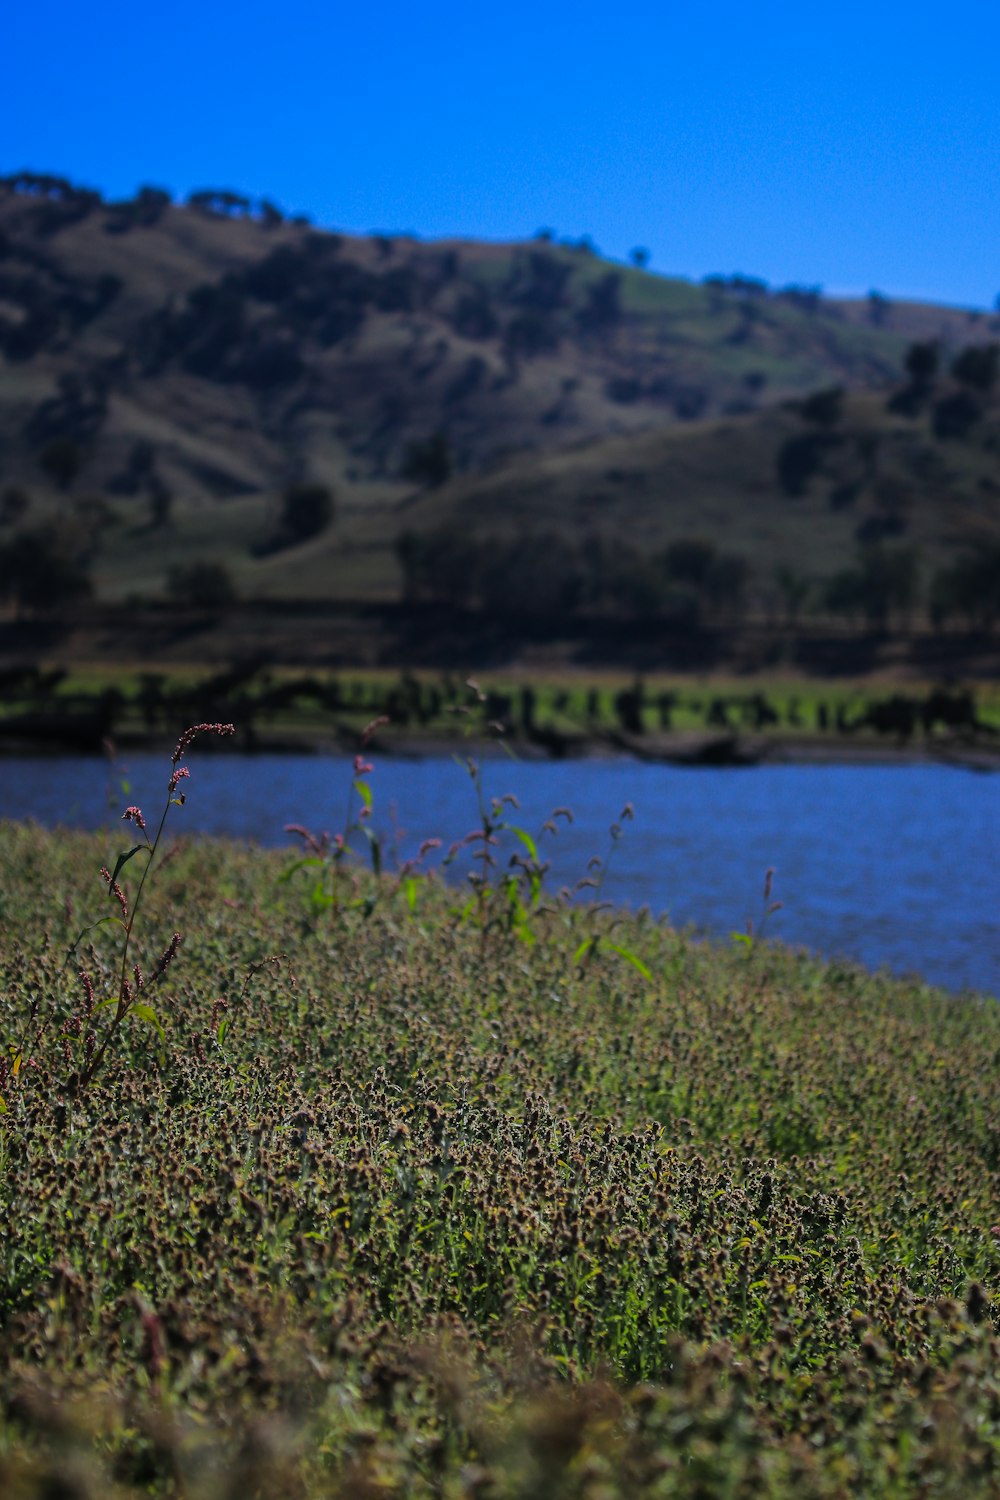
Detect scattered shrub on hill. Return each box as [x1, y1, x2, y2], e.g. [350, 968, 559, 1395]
[228, 331, 304, 390]
[662, 538, 751, 619]
[253, 483, 335, 556]
[605, 375, 643, 404]
[373, 264, 419, 312]
[279, 482, 335, 542]
[37, 435, 82, 489]
[776, 429, 842, 496]
[107, 438, 155, 497]
[0, 172, 103, 234]
[443, 355, 487, 407]
[503, 309, 560, 357]
[26, 373, 109, 452]
[396, 523, 481, 606]
[798, 385, 843, 425]
[823, 545, 919, 631]
[187, 187, 254, 218]
[933, 388, 982, 439]
[867, 288, 891, 325]
[450, 289, 499, 339]
[104, 185, 171, 234]
[672, 384, 708, 420]
[401, 432, 453, 487]
[575, 270, 622, 334]
[477, 531, 584, 619]
[0, 485, 30, 525]
[888, 340, 941, 415]
[951, 342, 998, 391]
[930, 543, 1000, 630]
[166, 561, 237, 609]
[906, 339, 940, 385]
[0, 523, 92, 612]
[504, 250, 574, 311]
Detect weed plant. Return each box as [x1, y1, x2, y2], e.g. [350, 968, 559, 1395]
[0, 737, 998, 1496]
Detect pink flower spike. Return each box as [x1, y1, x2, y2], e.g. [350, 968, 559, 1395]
[154, 932, 182, 977]
[353, 755, 374, 777]
[122, 805, 146, 830]
[361, 715, 390, 746]
[418, 838, 442, 858]
[169, 766, 191, 793]
[284, 823, 328, 854]
[171, 721, 235, 765]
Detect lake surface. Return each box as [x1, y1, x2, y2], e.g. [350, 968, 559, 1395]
[1, 752, 997, 997]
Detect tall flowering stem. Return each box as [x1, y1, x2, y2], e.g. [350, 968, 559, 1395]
[75, 722, 234, 1091]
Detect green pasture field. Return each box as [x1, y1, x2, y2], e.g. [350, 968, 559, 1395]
[4, 663, 999, 752]
[0, 764, 998, 1496]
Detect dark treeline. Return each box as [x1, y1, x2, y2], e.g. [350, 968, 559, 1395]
[396, 529, 749, 627]
[396, 525, 1000, 635]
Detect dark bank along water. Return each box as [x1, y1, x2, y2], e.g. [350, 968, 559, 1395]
[2, 754, 997, 998]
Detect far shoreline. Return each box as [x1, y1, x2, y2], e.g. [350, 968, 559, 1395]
[1, 723, 997, 771]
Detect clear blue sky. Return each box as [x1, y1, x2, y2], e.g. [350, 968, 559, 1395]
[4, 1, 999, 308]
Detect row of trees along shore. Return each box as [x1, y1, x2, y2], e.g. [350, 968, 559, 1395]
[396, 530, 1000, 634]
[0, 515, 998, 631]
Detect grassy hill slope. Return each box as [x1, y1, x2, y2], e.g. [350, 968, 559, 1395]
[2, 171, 997, 512]
[1, 174, 998, 667]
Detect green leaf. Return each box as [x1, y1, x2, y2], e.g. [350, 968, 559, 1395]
[360, 824, 382, 878]
[731, 931, 753, 948]
[403, 876, 419, 912]
[604, 942, 653, 981]
[574, 937, 599, 964]
[130, 1003, 164, 1040]
[309, 880, 334, 912]
[278, 856, 324, 884]
[509, 825, 538, 862]
[66, 914, 120, 958]
[354, 779, 373, 811]
[109, 845, 144, 889]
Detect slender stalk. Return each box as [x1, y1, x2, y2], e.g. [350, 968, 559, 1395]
[74, 721, 234, 1092]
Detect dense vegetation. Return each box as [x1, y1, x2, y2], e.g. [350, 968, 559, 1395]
[0, 751, 997, 1494]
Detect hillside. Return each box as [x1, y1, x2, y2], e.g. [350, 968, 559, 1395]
[0, 172, 998, 658]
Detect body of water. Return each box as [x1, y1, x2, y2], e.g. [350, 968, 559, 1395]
[1, 752, 997, 997]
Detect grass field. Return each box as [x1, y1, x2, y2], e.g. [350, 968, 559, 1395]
[0, 733, 998, 1496]
[3, 663, 998, 756]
